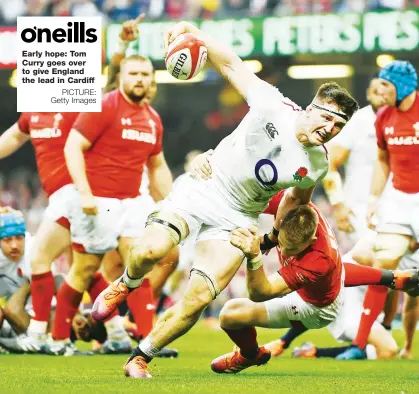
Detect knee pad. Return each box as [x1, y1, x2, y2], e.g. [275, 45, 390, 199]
[190, 268, 221, 300]
[146, 211, 189, 246]
[374, 233, 411, 264]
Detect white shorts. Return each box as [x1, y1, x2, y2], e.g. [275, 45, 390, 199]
[44, 184, 76, 226]
[161, 174, 258, 243]
[327, 286, 381, 342]
[377, 187, 419, 239]
[264, 289, 344, 330]
[348, 204, 376, 244]
[67, 188, 156, 254]
[177, 237, 196, 271]
[399, 249, 419, 270]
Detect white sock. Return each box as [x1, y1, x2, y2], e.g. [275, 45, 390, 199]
[27, 319, 48, 335]
[104, 315, 129, 342]
[366, 344, 377, 360]
[138, 337, 161, 358]
[122, 267, 144, 289]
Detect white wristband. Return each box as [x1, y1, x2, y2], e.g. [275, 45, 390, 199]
[116, 38, 130, 54]
[247, 253, 263, 271]
[322, 171, 345, 206]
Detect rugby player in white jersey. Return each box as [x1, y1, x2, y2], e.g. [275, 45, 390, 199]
[92, 21, 358, 378]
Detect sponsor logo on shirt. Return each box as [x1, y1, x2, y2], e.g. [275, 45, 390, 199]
[121, 129, 156, 144]
[387, 136, 419, 145]
[30, 115, 39, 123]
[121, 118, 132, 126]
[264, 122, 278, 140]
[30, 128, 62, 138]
[384, 126, 394, 135]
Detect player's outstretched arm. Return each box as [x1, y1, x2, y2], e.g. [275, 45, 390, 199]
[105, 14, 144, 93]
[0, 123, 30, 159]
[165, 22, 260, 99]
[64, 130, 97, 215]
[147, 152, 173, 202]
[231, 226, 292, 302]
[3, 282, 31, 334]
[367, 147, 390, 228]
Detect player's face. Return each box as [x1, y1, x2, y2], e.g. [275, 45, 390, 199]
[366, 78, 391, 111]
[303, 103, 347, 146]
[0, 235, 25, 262]
[375, 79, 397, 106]
[277, 230, 315, 257]
[120, 60, 154, 103]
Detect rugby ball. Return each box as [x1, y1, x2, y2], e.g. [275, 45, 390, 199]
[165, 33, 207, 80]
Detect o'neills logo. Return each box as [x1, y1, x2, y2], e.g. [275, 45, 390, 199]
[388, 136, 419, 145]
[122, 129, 156, 144]
[172, 53, 188, 78]
[21, 22, 97, 43]
[30, 128, 61, 138]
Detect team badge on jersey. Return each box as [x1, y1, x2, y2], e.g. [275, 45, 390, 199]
[264, 122, 278, 140]
[293, 167, 308, 181]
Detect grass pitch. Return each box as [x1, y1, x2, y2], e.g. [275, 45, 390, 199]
[0, 323, 418, 394]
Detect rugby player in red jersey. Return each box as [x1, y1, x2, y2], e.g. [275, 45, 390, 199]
[210, 188, 419, 373]
[45, 51, 172, 354]
[338, 60, 419, 360]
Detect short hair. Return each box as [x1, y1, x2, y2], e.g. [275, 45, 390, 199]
[314, 82, 359, 120]
[280, 205, 319, 245]
[120, 55, 154, 72]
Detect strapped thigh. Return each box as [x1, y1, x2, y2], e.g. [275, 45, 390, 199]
[190, 268, 221, 300]
[146, 210, 190, 246]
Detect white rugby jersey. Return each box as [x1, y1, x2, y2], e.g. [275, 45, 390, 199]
[327, 105, 377, 208]
[0, 233, 33, 300]
[209, 80, 329, 214]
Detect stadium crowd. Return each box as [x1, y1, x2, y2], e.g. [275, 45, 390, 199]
[0, 0, 417, 25]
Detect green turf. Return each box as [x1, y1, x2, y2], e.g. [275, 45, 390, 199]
[0, 323, 418, 394]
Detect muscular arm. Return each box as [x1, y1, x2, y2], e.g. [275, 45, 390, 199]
[246, 263, 292, 302]
[370, 147, 390, 199]
[104, 53, 123, 93]
[3, 283, 31, 334]
[0, 123, 30, 159]
[166, 22, 260, 99]
[147, 152, 173, 202]
[64, 129, 93, 196]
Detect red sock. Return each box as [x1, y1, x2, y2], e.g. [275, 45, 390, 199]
[353, 285, 388, 349]
[126, 278, 154, 339]
[343, 263, 383, 287]
[87, 272, 118, 322]
[223, 326, 259, 358]
[52, 281, 83, 340]
[31, 271, 55, 323]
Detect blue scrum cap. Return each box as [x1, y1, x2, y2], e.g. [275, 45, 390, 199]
[378, 60, 418, 104]
[0, 213, 26, 239]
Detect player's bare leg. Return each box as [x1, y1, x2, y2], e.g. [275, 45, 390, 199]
[92, 215, 181, 321]
[124, 239, 245, 378]
[22, 219, 71, 351]
[147, 247, 179, 299]
[382, 290, 400, 331]
[211, 298, 272, 374]
[400, 294, 419, 359]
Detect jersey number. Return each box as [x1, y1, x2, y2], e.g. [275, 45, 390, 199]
[255, 159, 278, 186]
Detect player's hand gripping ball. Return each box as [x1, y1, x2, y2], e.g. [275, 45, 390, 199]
[165, 33, 207, 80]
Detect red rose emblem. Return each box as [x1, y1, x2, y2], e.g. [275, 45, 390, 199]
[17, 268, 23, 277]
[297, 167, 308, 178]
